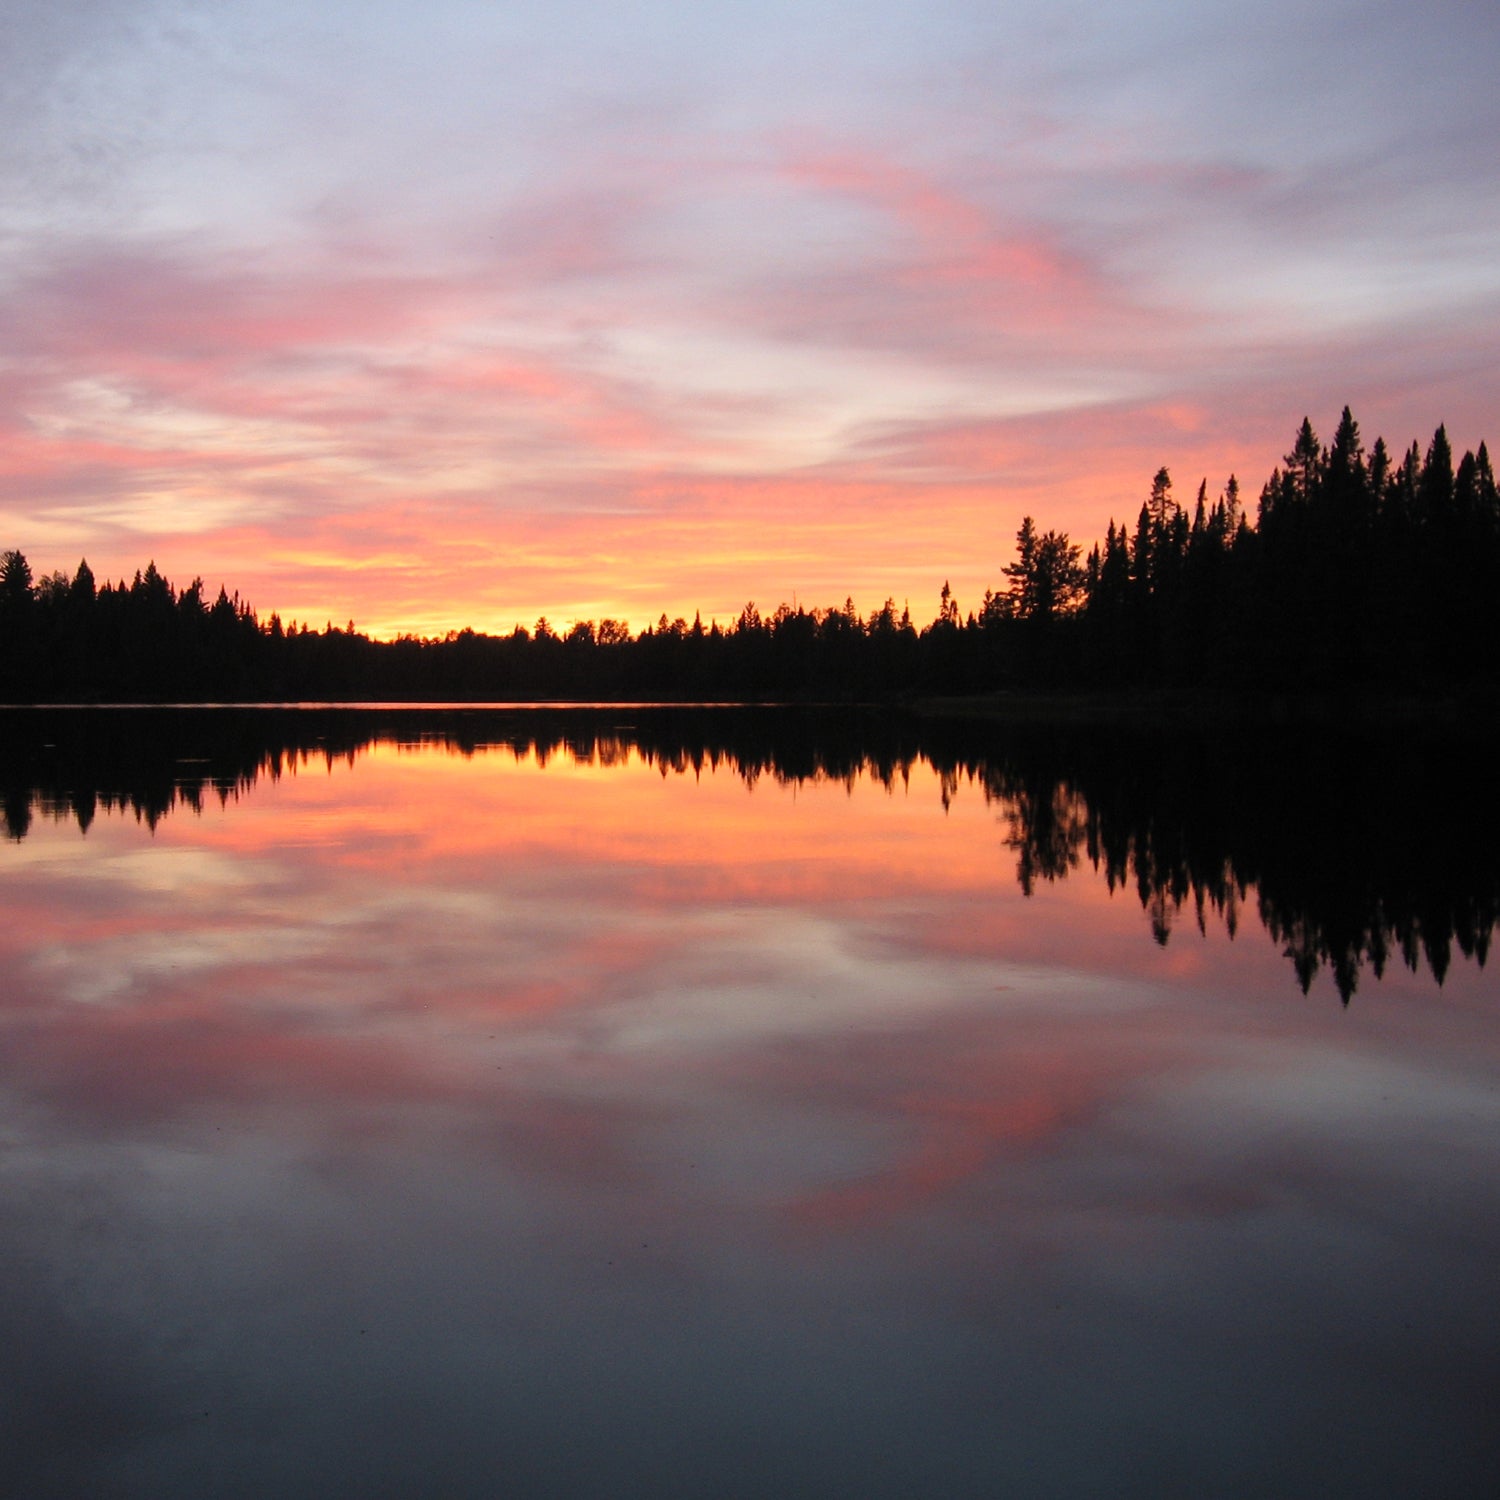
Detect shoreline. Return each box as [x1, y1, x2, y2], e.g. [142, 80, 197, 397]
[3, 685, 1499, 733]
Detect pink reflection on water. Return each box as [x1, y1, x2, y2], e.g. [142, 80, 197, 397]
[4, 732, 1500, 1497]
[3, 736, 1495, 1207]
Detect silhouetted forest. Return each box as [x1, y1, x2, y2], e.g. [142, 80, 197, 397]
[2, 410, 1496, 702]
[4, 705, 1494, 1002]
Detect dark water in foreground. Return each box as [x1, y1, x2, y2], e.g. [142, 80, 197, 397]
[2, 707, 1497, 1498]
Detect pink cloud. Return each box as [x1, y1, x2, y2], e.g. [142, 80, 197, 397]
[750, 145, 1159, 364]
[785, 149, 1080, 295]
[4, 245, 444, 367]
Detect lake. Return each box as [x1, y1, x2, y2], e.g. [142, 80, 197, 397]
[3, 706, 1498, 1498]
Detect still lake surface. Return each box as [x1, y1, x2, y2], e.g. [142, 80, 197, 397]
[2, 705, 1498, 1498]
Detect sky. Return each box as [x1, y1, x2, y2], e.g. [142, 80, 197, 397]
[3, 0, 1499, 638]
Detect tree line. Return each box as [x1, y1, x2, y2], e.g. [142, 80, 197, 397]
[2, 408, 1496, 702]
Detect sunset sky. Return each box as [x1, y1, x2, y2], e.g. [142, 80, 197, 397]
[4, 0, 1498, 638]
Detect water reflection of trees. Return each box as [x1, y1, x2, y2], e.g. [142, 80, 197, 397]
[977, 726, 1498, 1001]
[3, 707, 1494, 1001]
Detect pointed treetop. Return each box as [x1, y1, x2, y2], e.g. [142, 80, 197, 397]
[1284, 417, 1323, 500]
[1, 549, 34, 598]
[1148, 467, 1174, 529]
[1328, 406, 1363, 468]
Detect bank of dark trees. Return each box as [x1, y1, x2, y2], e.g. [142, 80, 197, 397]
[2, 409, 1496, 702]
[1068, 409, 1500, 690]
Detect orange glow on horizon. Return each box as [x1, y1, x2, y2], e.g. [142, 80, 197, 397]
[23, 426, 1277, 640]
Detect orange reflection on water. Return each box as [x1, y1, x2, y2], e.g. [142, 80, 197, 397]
[159, 736, 1028, 909]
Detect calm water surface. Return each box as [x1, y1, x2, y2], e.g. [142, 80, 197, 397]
[2, 708, 1497, 1498]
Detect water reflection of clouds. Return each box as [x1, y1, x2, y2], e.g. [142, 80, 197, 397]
[0, 746, 1469, 1156]
[31, 928, 331, 1008]
[1, 752, 1172, 1199]
[3, 742, 1499, 1496]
